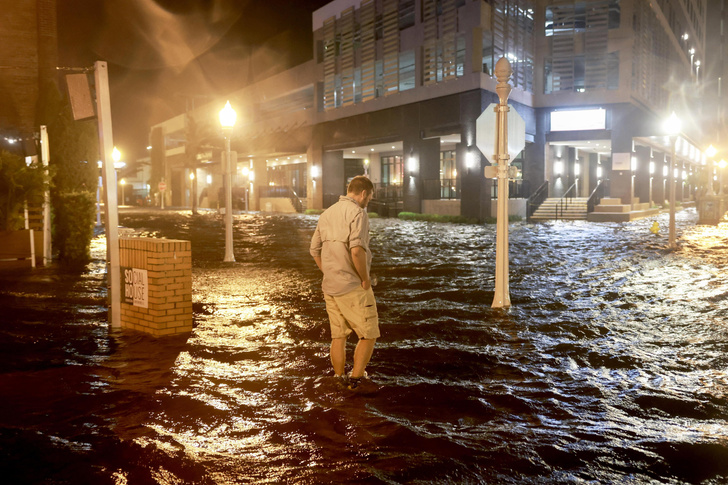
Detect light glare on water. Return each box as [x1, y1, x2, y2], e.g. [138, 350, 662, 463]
[0, 208, 727, 484]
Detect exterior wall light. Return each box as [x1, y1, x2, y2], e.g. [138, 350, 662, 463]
[631, 156, 637, 171]
[574, 162, 580, 176]
[408, 156, 417, 175]
[554, 160, 563, 177]
[311, 165, 320, 179]
[649, 161, 655, 174]
[465, 151, 476, 170]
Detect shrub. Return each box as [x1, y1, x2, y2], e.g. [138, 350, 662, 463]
[305, 209, 324, 215]
[53, 190, 96, 264]
[367, 212, 379, 218]
[0, 150, 49, 231]
[397, 211, 478, 224]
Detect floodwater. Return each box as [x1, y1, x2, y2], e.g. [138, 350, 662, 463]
[1, 207, 727, 484]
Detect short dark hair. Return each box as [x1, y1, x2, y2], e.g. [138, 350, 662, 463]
[347, 175, 374, 195]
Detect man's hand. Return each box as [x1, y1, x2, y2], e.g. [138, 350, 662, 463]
[351, 246, 370, 290]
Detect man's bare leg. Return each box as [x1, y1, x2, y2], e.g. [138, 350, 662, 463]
[330, 338, 346, 376]
[351, 338, 376, 378]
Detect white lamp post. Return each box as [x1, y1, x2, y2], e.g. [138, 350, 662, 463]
[664, 112, 682, 249]
[119, 178, 126, 206]
[219, 101, 237, 262]
[112, 147, 122, 206]
[719, 159, 727, 196]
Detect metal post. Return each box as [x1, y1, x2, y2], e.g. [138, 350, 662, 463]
[668, 136, 677, 249]
[223, 135, 235, 262]
[492, 58, 512, 309]
[40, 126, 51, 265]
[94, 60, 121, 327]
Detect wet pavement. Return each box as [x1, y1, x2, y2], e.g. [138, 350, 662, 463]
[1, 207, 727, 484]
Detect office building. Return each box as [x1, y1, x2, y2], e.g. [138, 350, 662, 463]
[151, 0, 715, 220]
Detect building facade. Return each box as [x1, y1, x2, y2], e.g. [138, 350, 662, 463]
[0, 0, 58, 155]
[150, 0, 717, 220]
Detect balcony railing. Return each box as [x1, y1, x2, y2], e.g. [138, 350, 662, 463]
[423, 179, 460, 200]
[490, 179, 530, 199]
[373, 183, 403, 201]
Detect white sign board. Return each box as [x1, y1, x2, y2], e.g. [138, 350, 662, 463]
[551, 108, 606, 131]
[121, 267, 148, 308]
[476, 103, 526, 164]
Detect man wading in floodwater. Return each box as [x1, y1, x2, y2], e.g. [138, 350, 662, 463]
[310, 175, 379, 390]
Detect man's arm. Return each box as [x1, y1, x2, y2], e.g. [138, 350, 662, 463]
[310, 226, 323, 272]
[350, 246, 370, 290]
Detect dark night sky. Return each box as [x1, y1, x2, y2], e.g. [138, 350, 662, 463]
[57, 0, 330, 162]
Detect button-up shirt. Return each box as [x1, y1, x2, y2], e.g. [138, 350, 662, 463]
[310, 195, 371, 296]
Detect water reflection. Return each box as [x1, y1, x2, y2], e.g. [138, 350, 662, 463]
[1, 208, 727, 483]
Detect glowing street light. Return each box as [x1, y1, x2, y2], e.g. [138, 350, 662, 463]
[663, 112, 681, 249]
[219, 101, 236, 262]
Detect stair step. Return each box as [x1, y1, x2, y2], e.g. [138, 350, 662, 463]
[530, 197, 588, 221]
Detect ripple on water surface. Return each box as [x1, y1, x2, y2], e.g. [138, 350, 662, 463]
[1, 209, 727, 483]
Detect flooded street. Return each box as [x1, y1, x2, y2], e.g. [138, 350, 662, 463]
[1, 207, 727, 484]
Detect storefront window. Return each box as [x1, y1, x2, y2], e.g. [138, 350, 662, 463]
[381, 155, 404, 185]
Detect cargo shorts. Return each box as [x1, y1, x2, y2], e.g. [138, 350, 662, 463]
[324, 286, 380, 340]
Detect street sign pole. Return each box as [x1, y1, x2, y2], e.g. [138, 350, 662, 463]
[94, 61, 121, 328]
[492, 58, 513, 309]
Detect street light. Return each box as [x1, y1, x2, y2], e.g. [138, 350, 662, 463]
[663, 112, 681, 249]
[219, 100, 236, 262]
[719, 159, 727, 196]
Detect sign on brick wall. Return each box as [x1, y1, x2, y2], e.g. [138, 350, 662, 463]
[121, 267, 148, 308]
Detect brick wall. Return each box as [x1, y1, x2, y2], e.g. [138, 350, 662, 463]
[119, 237, 192, 336]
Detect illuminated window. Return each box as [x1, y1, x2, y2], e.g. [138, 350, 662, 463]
[381, 155, 404, 185]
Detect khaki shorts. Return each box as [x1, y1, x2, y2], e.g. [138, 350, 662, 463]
[324, 286, 380, 340]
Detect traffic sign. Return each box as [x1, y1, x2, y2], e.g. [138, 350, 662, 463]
[475, 103, 526, 164]
[158, 181, 167, 192]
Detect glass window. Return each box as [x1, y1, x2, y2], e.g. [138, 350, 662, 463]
[375, 60, 384, 98]
[399, 0, 415, 29]
[381, 155, 403, 185]
[607, 52, 619, 90]
[456, 34, 466, 77]
[440, 150, 457, 181]
[439, 150, 459, 199]
[354, 68, 363, 103]
[399, 51, 415, 91]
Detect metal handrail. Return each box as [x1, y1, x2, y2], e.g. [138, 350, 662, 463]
[526, 181, 549, 222]
[587, 179, 610, 213]
[260, 186, 304, 212]
[556, 182, 578, 220]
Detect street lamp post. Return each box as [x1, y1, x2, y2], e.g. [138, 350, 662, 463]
[664, 112, 681, 249]
[119, 178, 126, 206]
[719, 159, 727, 196]
[219, 100, 237, 263]
[112, 147, 122, 207]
